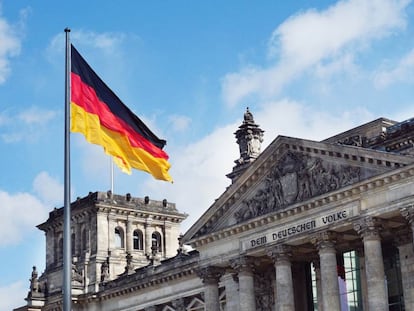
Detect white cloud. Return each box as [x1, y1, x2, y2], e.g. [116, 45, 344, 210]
[33, 171, 64, 206]
[256, 99, 373, 143]
[0, 10, 22, 84]
[18, 107, 57, 125]
[141, 99, 372, 231]
[0, 107, 58, 143]
[222, 0, 410, 107]
[168, 114, 192, 132]
[0, 172, 63, 247]
[73, 135, 112, 181]
[0, 280, 27, 311]
[373, 48, 414, 87]
[0, 190, 47, 246]
[142, 122, 238, 230]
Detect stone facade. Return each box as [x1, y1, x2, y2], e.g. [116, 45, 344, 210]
[16, 111, 414, 311]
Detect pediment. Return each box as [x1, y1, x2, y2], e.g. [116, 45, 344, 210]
[183, 135, 414, 242]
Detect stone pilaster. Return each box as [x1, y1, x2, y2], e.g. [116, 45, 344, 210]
[197, 266, 223, 311]
[75, 221, 81, 257]
[354, 216, 388, 311]
[144, 218, 153, 256]
[125, 218, 132, 252]
[311, 231, 341, 311]
[221, 270, 239, 311]
[268, 245, 295, 311]
[231, 256, 256, 311]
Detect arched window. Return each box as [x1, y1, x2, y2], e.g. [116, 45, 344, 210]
[152, 231, 162, 253]
[114, 227, 124, 248]
[133, 229, 143, 250]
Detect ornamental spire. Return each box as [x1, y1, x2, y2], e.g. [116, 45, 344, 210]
[227, 108, 264, 183]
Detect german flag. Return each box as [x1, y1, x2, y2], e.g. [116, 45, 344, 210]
[70, 45, 172, 181]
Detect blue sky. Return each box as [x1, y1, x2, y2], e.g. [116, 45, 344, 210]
[2, 0, 414, 309]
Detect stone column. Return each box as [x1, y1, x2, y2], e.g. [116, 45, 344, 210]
[268, 245, 295, 311]
[231, 256, 256, 311]
[221, 270, 239, 311]
[312, 260, 323, 311]
[311, 232, 341, 311]
[197, 266, 223, 311]
[354, 216, 388, 311]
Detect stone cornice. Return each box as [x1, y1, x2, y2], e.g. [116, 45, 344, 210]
[186, 162, 414, 249]
[37, 191, 187, 232]
[95, 204, 187, 223]
[78, 251, 200, 303]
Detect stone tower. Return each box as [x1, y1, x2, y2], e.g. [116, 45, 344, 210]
[31, 191, 187, 305]
[227, 107, 264, 182]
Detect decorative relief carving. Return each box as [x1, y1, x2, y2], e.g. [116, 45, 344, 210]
[337, 135, 367, 147]
[230, 256, 255, 274]
[172, 298, 186, 311]
[254, 269, 274, 311]
[71, 261, 83, 285]
[234, 151, 361, 222]
[311, 231, 337, 251]
[353, 216, 382, 240]
[401, 206, 414, 224]
[196, 266, 224, 284]
[267, 244, 292, 264]
[100, 257, 110, 283]
[28, 266, 45, 299]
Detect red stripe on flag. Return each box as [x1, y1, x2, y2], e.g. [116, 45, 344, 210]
[71, 72, 168, 160]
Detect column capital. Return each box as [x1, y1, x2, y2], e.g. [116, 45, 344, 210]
[311, 231, 336, 251]
[221, 270, 239, 283]
[353, 216, 382, 240]
[401, 206, 414, 224]
[267, 244, 292, 264]
[230, 256, 255, 273]
[196, 266, 224, 284]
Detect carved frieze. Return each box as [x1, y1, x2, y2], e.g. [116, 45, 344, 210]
[235, 151, 361, 222]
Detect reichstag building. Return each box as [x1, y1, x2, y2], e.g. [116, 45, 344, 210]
[15, 109, 414, 311]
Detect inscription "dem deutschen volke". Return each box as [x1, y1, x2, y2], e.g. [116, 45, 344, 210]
[246, 209, 351, 250]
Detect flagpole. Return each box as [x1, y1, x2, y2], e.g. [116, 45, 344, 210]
[63, 27, 72, 311]
[110, 157, 114, 194]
